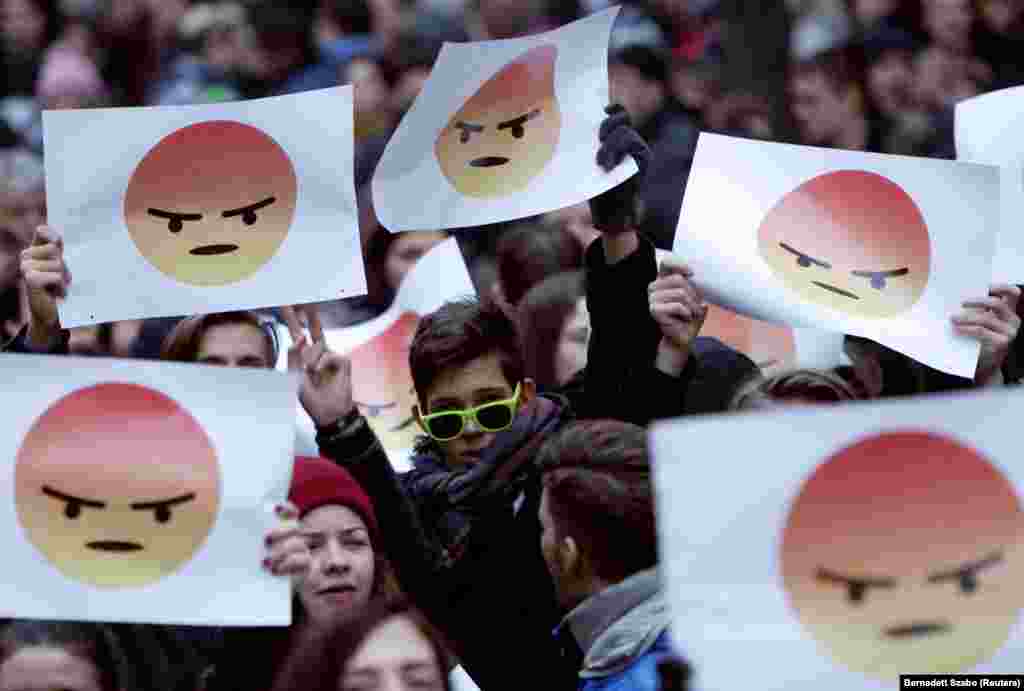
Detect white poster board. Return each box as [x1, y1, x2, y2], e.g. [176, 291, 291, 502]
[373, 8, 636, 232]
[0, 354, 296, 625]
[44, 87, 366, 327]
[674, 133, 999, 378]
[652, 387, 1024, 690]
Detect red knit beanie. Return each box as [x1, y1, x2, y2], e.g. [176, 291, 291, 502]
[288, 457, 380, 543]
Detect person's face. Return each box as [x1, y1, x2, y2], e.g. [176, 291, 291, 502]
[0, 647, 103, 691]
[296, 505, 376, 626]
[1, 0, 46, 52]
[867, 50, 914, 117]
[340, 615, 445, 691]
[383, 232, 446, 295]
[554, 298, 589, 387]
[609, 64, 663, 127]
[418, 351, 534, 469]
[195, 321, 272, 368]
[924, 0, 974, 53]
[789, 70, 854, 146]
[549, 203, 599, 249]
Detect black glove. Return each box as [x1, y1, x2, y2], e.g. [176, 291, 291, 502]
[589, 104, 652, 234]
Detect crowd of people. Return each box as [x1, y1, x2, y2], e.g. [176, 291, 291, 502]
[3, 1, 1024, 690]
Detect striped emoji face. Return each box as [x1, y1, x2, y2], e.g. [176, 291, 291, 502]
[435, 45, 561, 198]
[781, 431, 1024, 679]
[124, 121, 297, 286]
[759, 170, 931, 319]
[16, 383, 221, 588]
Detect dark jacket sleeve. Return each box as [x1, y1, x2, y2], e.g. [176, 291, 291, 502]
[567, 234, 694, 425]
[315, 415, 442, 603]
[2, 325, 70, 354]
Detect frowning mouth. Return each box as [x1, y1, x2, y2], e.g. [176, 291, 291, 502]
[812, 281, 860, 300]
[470, 156, 510, 168]
[86, 540, 143, 552]
[190, 244, 238, 256]
[884, 621, 951, 639]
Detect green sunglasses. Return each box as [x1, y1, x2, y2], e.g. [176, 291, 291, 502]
[417, 383, 522, 441]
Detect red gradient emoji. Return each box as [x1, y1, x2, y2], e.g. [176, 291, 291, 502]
[781, 430, 1024, 679]
[758, 170, 931, 318]
[701, 304, 796, 372]
[435, 45, 561, 198]
[16, 383, 221, 588]
[348, 312, 421, 451]
[124, 120, 297, 286]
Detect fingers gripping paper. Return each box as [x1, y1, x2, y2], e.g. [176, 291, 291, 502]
[673, 133, 999, 378]
[43, 87, 366, 327]
[651, 387, 1024, 690]
[372, 8, 636, 231]
[0, 354, 297, 625]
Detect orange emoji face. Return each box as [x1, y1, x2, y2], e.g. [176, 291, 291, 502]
[781, 431, 1024, 679]
[758, 170, 931, 319]
[348, 312, 421, 451]
[434, 45, 561, 198]
[16, 383, 221, 589]
[124, 120, 298, 286]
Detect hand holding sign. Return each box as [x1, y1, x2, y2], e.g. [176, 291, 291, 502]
[953, 284, 1022, 386]
[589, 104, 651, 235]
[21, 225, 70, 348]
[649, 256, 708, 368]
[263, 501, 311, 582]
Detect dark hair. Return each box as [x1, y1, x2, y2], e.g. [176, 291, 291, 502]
[495, 225, 583, 307]
[0, 620, 201, 691]
[730, 368, 860, 410]
[538, 420, 657, 584]
[322, 0, 373, 35]
[409, 297, 524, 407]
[159, 311, 277, 366]
[517, 271, 585, 391]
[790, 46, 864, 95]
[270, 598, 453, 691]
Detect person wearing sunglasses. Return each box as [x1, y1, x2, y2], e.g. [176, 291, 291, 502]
[280, 106, 722, 691]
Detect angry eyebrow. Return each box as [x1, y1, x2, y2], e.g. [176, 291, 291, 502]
[147, 209, 202, 221]
[42, 485, 106, 508]
[779, 242, 832, 269]
[455, 120, 484, 132]
[927, 552, 1004, 583]
[130, 493, 196, 510]
[851, 268, 910, 279]
[222, 197, 276, 218]
[497, 109, 541, 131]
[816, 567, 897, 589]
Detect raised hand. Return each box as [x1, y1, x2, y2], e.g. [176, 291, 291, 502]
[282, 305, 356, 427]
[21, 225, 71, 348]
[953, 284, 1021, 387]
[589, 104, 652, 236]
[649, 254, 708, 374]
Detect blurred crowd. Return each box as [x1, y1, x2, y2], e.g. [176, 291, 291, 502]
[2, 2, 1024, 691]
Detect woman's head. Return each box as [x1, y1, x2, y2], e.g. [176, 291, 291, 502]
[0, 621, 126, 691]
[160, 311, 277, 368]
[517, 271, 587, 391]
[272, 598, 451, 691]
[288, 457, 388, 627]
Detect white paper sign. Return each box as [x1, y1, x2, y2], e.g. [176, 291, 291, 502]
[674, 133, 998, 378]
[372, 8, 636, 232]
[43, 87, 367, 327]
[0, 354, 296, 625]
[956, 86, 1024, 283]
[279, 238, 476, 472]
[651, 387, 1024, 690]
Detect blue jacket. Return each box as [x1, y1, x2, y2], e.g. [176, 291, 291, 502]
[557, 568, 674, 691]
